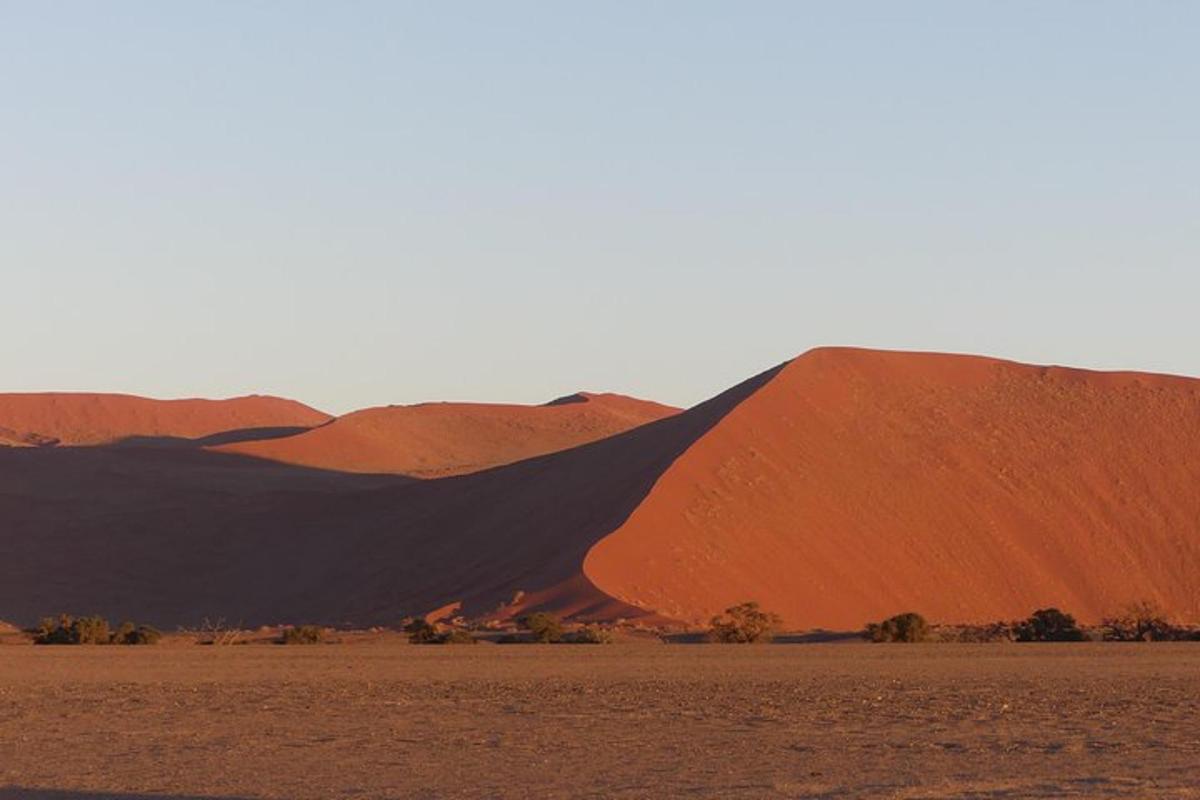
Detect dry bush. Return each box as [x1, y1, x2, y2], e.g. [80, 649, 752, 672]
[865, 612, 929, 643]
[708, 602, 782, 643]
[194, 618, 242, 646]
[112, 621, 162, 645]
[1102, 601, 1187, 641]
[933, 622, 1014, 643]
[279, 625, 325, 645]
[1015, 608, 1086, 642]
[565, 624, 614, 644]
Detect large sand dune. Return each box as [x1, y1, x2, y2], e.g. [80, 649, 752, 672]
[0, 393, 331, 446]
[216, 392, 679, 477]
[1, 348, 1198, 629]
[586, 348, 1200, 628]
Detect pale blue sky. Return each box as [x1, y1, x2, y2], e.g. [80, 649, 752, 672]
[2, 2, 1197, 414]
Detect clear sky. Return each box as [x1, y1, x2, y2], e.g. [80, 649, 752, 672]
[2, 2, 1197, 414]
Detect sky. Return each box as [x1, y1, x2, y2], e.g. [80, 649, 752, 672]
[2, 2, 1197, 414]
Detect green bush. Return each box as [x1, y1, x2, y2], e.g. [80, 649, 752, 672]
[279, 625, 325, 645]
[866, 612, 929, 643]
[518, 612, 564, 643]
[708, 601, 782, 643]
[565, 624, 614, 644]
[1015, 608, 1086, 642]
[34, 614, 111, 645]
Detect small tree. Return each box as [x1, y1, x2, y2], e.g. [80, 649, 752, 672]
[708, 601, 782, 643]
[865, 612, 929, 643]
[1015, 608, 1086, 642]
[439, 629, 477, 645]
[518, 612, 564, 643]
[1101, 601, 1178, 642]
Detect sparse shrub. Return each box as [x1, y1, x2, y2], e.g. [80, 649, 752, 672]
[518, 612, 565, 643]
[194, 617, 242, 646]
[934, 622, 1014, 643]
[34, 614, 111, 645]
[865, 612, 929, 643]
[439, 629, 477, 645]
[1101, 601, 1183, 642]
[1015, 608, 1086, 642]
[112, 621, 162, 645]
[279, 625, 325, 645]
[565, 624, 614, 644]
[708, 601, 782, 644]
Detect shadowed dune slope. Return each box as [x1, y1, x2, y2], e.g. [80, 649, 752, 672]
[215, 393, 679, 477]
[585, 348, 1200, 629]
[0, 373, 772, 627]
[0, 393, 331, 446]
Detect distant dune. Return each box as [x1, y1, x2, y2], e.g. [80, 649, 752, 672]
[2, 349, 1198, 630]
[0, 393, 331, 446]
[216, 393, 679, 477]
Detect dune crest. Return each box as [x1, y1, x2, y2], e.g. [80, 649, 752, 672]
[584, 348, 1200, 628]
[0, 393, 331, 446]
[216, 392, 679, 477]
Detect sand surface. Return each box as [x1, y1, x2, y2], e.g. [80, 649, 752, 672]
[0, 393, 330, 446]
[216, 392, 679, 477]
[1, 643, 1198, 799]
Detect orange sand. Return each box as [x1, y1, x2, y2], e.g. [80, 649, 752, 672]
[0, 393, 330, 446]
[216, 393, 679, 477]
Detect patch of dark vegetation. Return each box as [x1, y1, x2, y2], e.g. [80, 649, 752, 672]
[1015, 608, 1087, 642]
[404, 618, 477, 645]
[932, 622, 1015, 643]
[1101, 601, 1194, 642]
[564, 623, 614, 644]
[279, 625, 325, 645]
[33, 614, 160, 645]
[518, 612, 565, 643]
[708, 601, 782, 643]
[865, 612, 930, 643]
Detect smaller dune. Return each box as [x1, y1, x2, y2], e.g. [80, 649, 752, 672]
[0, 393, 331, 447]
[217, 392, 680, 477]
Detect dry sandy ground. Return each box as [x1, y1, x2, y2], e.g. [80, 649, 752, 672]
[1, 644, 1198, 800]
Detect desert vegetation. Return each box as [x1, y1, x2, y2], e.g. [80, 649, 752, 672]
[279, 625, 326, 645]
[1101, 601, 1196, 641]
[518, 612, 565, 643]
[34, 614, 160, 645]
[1014, 608, 1087, 642]
[404, 618, 477, 645]
[865, 612, 930, 643]
[708, 601, 782, 643]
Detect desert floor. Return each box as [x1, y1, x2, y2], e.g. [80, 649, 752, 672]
[1, 643, 1198, 799]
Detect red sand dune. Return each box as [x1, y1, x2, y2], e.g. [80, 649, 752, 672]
[1, 348, 1199, 630]
[0, 393, 331, 446]
[585, 348, 1200, 628]
[216, 393, 680, 477]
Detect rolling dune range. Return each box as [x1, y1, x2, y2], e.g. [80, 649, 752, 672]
[2, 347, 1199, 630]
